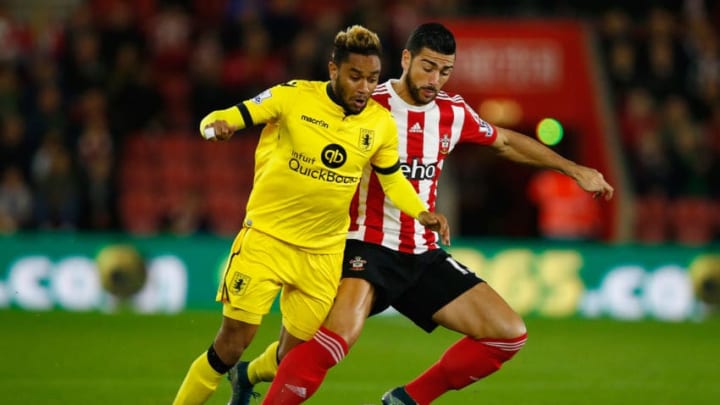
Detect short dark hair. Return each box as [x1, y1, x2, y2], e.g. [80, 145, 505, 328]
[405, 23, 456, 56]
[331, 25, 383, 65]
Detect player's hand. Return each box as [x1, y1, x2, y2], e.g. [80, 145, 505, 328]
[418, 211, 450, 246]
[572, 165, 614, 201]
[203, 120, 237, 141]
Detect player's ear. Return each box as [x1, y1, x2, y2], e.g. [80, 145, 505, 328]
[328, 61, 338, 81]
[401, 49, 411, 71]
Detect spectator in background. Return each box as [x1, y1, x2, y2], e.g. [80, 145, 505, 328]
[61, 30, 107, 98]
[0, 165, 33, 233]
[161, 189, 210, 236]
[189, 32, 234, 126]
[617, 86, 659, 154]
[0, 62, 20, 115]
[221, 22, 286, 95]
[0, 113, 33, 177]
[701, 102, 720, 198]
[629, 126, 678, 197]
[528, 169, 602, 241]
[97, 0, 145, 68]
[74, 90, 117, 230]
[25, 83, 67, 145]
[606, 40, 640, 103]
[105, 42, 162, 135]
[31, 131, 79, 229]
[78, 157, 117, 231]
[526, 122, 603, 244]
[149, 2, 192, 74]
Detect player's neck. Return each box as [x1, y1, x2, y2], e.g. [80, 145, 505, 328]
[390, 77, 424, 107]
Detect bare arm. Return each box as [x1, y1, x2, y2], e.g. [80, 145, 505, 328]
[376, 169, 451, 245]
[491, 127, 614, 200]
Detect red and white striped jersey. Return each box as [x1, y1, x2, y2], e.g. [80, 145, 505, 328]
[348, 80, 498, 254]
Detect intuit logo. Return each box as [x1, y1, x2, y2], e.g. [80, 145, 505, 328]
[301, 114, 329, 128]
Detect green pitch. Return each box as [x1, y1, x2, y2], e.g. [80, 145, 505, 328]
[1, 310, 718, 405]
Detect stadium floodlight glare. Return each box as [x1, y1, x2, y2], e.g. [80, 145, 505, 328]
[536, 117, 564, 145]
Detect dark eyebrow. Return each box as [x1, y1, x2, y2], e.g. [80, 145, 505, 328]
[349, 67, 381, 76]
[419, 58, 454, 70]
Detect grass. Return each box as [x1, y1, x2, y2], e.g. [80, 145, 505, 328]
[0, 310, 718, 404]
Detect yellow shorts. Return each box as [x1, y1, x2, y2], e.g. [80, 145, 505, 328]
[216, 227, 342, 341]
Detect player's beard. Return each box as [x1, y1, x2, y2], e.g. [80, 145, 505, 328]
[334, 77, 367, 115]
[405, 74, 437, 105]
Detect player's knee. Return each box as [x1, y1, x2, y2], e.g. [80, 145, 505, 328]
[216, 319, 256, 359]
[472, 313, 526, 341]
[502, 313, 527, 340]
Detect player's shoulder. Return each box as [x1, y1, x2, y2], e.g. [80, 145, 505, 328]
[271, 79, 321, 92]
[435, 89, 468, 106]
[373, 81, 392, 96]
[365, 97, 395, 121]
[257, 80, 326, 105]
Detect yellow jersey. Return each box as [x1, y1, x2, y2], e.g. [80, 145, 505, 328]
[237, 80, 401, 253]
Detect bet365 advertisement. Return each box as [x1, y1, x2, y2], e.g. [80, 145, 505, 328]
[0, 234, 717, 321]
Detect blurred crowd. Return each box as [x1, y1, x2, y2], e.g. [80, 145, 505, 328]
[597, 1, 720, 243]
[0, 0, 718, 243]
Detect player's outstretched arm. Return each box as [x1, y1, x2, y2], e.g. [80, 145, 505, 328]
[198, 107, 243, 141]
[491, 127, 614, 200]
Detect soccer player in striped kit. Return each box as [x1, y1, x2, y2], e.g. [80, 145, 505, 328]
[231, 22, 614, 405]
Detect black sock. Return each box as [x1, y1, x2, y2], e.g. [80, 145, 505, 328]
[206, 344, 233, 374]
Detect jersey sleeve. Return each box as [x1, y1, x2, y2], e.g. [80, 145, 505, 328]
[240, 81, 297, 126]
[459, 96, 498, 145]
[369, 114, 401, 170]
[197, 82, 295, 136]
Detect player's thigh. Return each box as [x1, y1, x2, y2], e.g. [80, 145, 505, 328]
[323, 278, 376, 346]
[433, 282, 526, 339]
[280, 249, 343, 341]
[217, 228, 285, 325]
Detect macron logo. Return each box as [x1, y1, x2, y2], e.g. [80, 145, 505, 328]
[409, 122, 423, 133]
[284, 384, 308, 398]
[301, 114, 329, 128]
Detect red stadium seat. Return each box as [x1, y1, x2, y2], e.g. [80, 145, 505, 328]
[633, 195, 670, 244]
[206, 190, 248, 236]
[670, 197, 716, 245]
[119, 191, 161, 235]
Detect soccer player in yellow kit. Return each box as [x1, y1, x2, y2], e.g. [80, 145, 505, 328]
[171, 25, 449, 405]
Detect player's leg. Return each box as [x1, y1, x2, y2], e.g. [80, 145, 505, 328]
[172, 228, 281, 405]
[384, 251, 527, 405]
[173, 316, 259, 405]
[263, 240, 400, 404]
[231, 278, 376, 405]
[400, 283, 527, 404]
[262, 278, 376, 403]
[255, 247, 343, 404]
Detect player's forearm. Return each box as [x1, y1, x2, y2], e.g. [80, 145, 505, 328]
[198, 106, 246, 136]
[376, 170, 427, 219]
[494, 127, 579, 176]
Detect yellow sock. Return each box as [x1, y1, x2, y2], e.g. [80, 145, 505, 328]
[246, 341, 280, 384]
[172, 351, 223, 405]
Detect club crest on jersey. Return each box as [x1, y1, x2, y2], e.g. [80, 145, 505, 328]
[358, 129, 374, 151]
[348, 256, 367, 271]
[439, 134, 451, 154]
